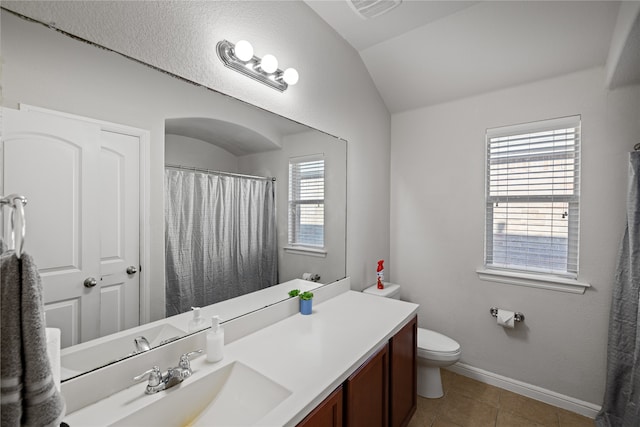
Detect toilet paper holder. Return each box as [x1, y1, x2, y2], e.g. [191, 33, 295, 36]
[490, 307, 524, 323]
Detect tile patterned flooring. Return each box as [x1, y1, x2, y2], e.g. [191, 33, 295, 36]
[408, 370, 595, 427]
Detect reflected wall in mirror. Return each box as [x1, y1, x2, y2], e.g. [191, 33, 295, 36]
[0, 9, 347, 381]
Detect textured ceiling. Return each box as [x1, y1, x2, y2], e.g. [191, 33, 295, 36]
[304, 1, 479, 51]
[306, 0, 622, 113]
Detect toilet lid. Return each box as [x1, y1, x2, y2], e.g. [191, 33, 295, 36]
[362, 283, 400, 298]
[418, 328, 460, 353]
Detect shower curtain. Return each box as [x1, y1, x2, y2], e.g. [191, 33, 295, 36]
[596, 151, 640, 427]
[164, 169, 278, 317]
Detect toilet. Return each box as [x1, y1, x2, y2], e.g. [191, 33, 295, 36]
[363, 283, 461, 398]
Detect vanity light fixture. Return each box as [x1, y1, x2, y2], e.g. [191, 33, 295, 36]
[216, 39, 299, 92]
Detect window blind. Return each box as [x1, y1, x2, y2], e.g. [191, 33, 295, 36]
[288, 156, 325, 247]
[485, 116, 581, 278]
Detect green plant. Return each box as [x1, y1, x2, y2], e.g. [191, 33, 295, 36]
[288, 289, 313, 300]
[299, 291, 314, 301]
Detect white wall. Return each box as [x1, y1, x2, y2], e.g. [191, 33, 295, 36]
[605, 1, 640, 89]
[165, 134, 239, 173]
[1, 2, 389, 318]
[390, 67, 640, 404]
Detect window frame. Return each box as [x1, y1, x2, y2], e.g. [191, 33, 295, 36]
[478, 115, 590, 294]
[287, 154, 326, 252]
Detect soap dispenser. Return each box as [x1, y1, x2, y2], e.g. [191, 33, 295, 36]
[188, 307, 207, 333]
[206, 316, 224, 363]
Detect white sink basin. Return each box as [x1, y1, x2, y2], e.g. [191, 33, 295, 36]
[61, 323, 186, 380]
[112, 361, 291, 426]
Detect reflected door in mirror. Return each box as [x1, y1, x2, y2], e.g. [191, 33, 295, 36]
[2, 108, 141, 347]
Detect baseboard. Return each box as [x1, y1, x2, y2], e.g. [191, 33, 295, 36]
[446, 362, 601, 419]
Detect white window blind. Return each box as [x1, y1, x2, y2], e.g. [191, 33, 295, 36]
[288, 155, 325, 248]
[485, 116, 581, 278]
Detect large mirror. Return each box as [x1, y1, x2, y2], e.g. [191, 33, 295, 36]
[0, 8, 346, 381]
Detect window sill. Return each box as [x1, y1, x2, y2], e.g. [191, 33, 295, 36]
[476, 268, 590, 294]
[283, 246, 327, 258]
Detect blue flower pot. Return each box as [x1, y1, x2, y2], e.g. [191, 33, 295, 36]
[300, 298, 313, 315]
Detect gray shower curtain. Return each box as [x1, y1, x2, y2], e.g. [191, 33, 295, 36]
[596, 151, 640, 427]
[164, 169, 278, 317]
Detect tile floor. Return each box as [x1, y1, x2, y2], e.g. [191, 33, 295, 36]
[408, 370, 595, 427]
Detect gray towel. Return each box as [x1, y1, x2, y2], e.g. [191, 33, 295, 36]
[1, 250, 66, 426]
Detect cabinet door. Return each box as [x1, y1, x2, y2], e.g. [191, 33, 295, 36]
[298, 386, 343, 427]
[389, 315, 417, 427]
[345, 344, 389, 427]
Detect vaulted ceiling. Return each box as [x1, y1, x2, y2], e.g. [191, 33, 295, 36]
[305, 1, 630, 113]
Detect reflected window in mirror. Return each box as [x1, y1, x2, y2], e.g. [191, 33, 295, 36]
[288, 155, 325, 249]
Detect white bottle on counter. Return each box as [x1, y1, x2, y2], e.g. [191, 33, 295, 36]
[206, 316, 224, 363]
[188, 307, 207, 333]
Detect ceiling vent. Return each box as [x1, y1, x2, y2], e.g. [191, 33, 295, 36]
[347, 0, 402, 19]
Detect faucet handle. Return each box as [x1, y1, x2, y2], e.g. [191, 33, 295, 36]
[133, 366, 162, 387]
[179, 349, 203, 368]
[178, 349, 203, 378]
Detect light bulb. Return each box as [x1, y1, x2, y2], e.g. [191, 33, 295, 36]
[234, 40, 253, 62]
[282, 68, 299, 85]
[260, 54, 278, 74]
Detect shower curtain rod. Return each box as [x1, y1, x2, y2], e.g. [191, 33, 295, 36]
[165, 163, 276, 181]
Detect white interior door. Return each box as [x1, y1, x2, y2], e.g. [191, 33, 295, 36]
[1, 107, 141, 347]
[2, 108, 101, 346]
[98, 130, 140, 337]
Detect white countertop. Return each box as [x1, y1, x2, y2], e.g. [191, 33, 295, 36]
[60, 279, 321, 379]
[64, 290, 418, 426]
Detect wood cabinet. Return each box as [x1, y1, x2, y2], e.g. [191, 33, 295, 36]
[389, 316, 417, 427]
[345, 344, 389, 427]
[298, 386, 343, 427]
[298, 315, 417, 427]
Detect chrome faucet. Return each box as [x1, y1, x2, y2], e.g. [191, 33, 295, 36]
[133, 336, 151, 353]
[133, 350, 202, 394]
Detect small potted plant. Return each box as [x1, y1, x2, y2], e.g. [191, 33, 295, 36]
[288, 289, 314, 315]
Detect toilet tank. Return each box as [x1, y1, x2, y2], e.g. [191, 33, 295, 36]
[362, 283, 401, 300]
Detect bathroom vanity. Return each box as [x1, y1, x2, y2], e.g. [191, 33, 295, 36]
[61, 279, 418, 426]
[298, 315, 417, 427]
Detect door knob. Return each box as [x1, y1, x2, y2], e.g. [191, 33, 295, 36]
[84, 277, 97, 288]
[126, 266, 138, 275]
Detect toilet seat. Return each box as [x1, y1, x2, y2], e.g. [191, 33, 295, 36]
[417, 328, 461, 362]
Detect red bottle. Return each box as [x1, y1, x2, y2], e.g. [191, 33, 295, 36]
[377, 260, 384, 289]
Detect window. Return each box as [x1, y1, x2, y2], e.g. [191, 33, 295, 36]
[288, 155, 325, 248]
[484, 116, 581, 279]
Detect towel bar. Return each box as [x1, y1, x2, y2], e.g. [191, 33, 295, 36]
[0, 194, 28, 258]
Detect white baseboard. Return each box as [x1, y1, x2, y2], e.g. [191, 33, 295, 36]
[446, 362, 601, 419]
